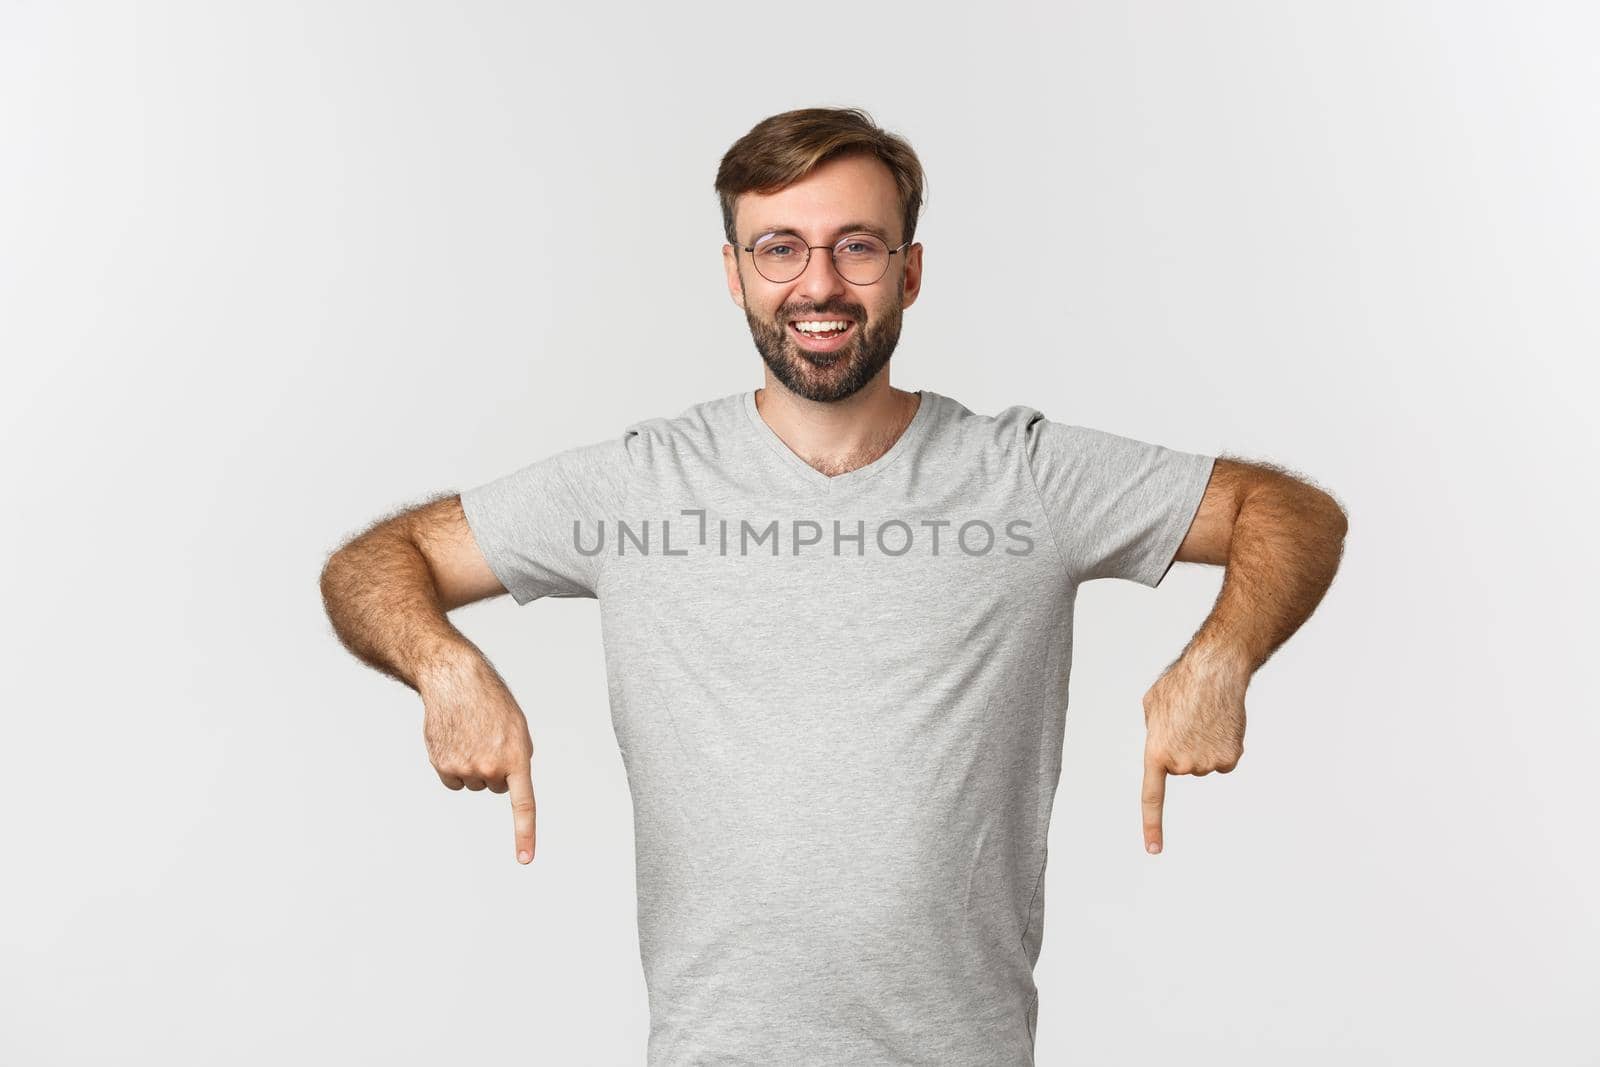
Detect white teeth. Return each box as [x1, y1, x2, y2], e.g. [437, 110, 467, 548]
[793, 320, 851, 332]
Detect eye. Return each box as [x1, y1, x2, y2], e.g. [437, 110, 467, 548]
[755, 234, 803, 258]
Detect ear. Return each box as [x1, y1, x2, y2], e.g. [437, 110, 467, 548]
[901, 242, 924, 310]
[723, 244, 746, 309]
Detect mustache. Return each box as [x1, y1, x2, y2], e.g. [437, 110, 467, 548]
[777, 304, 866, 321]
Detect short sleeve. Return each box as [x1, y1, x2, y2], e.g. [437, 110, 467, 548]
[1022, 412, 1216, 587]
[459, 433, 636, 605]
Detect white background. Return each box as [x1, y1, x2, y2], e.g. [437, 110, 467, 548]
[2, 2, 1595, 1063]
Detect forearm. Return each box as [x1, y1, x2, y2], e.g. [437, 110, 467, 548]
[319, 529, 478, 693]
[1184, 480, 1348, 678]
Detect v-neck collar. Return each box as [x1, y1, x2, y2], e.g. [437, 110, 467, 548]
[741, 387, 936, 494]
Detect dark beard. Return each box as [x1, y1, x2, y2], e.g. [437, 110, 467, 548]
[742, 274, 905, 403]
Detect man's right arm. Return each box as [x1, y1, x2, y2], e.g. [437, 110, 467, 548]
[319, 493, 504, 692]
[320, 494, 540, 864]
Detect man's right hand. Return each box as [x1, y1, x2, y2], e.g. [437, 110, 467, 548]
[419, 649, 538, 865]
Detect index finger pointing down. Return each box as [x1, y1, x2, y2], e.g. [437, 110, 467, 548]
[508, 764, 537, 864]
[1142, 757, 1166, 855]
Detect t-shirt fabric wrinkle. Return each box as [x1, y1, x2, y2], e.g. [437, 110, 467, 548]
[459, 388, 1216, 1067]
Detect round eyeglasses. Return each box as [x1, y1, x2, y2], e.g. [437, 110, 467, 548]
[740, 231, 912, 286]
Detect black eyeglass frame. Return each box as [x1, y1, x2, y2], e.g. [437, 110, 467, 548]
[738, 231, 914, 286]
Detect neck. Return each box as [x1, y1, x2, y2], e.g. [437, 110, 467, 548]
[753, 373, 921, 478]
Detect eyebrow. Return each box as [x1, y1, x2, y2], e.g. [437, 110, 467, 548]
[746, 221, 896, 244]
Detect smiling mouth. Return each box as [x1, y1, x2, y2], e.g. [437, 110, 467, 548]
[787, 319, 856, 353]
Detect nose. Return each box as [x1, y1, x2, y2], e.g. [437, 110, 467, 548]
[793, 245, 850, 306]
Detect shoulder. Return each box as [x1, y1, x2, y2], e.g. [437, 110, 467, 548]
[931, 397, 1182, 484]
[920, 390, 1050, 458]
[618, 390, 749, 466]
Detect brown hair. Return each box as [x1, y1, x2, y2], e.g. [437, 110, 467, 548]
[714, 107, 927, 247]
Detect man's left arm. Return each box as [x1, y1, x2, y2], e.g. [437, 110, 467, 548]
[1140, 457, 1349, 855]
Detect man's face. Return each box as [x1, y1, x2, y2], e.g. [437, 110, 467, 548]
[723, 153, 923, 403]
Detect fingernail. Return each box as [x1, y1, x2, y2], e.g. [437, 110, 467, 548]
[1147, 840, 1161, 854]
[518, 850, 531, 863]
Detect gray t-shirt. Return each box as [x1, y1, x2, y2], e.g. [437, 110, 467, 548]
[460, 388, 1215, 1066]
